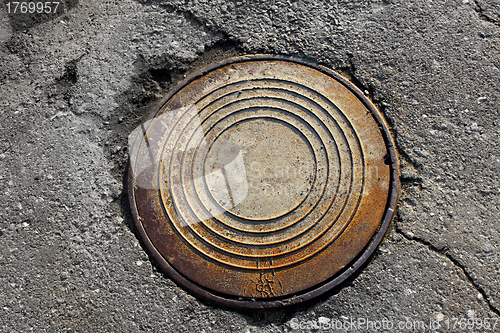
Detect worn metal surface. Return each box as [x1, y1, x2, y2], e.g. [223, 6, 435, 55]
[128, 55, 399, 309]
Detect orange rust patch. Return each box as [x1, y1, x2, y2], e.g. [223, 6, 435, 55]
[128, 55, 399, 309]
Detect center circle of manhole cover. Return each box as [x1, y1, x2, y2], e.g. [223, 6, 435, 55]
[128, 55, 399, 309]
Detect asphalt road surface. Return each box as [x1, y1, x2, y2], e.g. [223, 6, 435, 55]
[0, 0, 499, 332]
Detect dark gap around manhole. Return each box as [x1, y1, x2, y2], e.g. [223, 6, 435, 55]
[104, 40, 245, 236]
[325, 54, 403, 172]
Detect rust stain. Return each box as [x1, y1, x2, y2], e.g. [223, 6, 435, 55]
[128, 55, 399, 309]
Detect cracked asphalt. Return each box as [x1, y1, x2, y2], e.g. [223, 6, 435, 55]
[0, 0, 499, 332]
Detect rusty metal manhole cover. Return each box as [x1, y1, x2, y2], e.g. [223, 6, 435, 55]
[128, 55, 399, 309]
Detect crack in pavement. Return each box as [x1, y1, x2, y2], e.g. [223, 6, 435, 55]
[473, 0, 500, 28]
[338, 57, 423, 174]
[335, 46, 493, 316]
[395, 224, 500, 317]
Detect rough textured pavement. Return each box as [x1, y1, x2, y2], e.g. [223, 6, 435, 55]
[0, 0, 499, 332]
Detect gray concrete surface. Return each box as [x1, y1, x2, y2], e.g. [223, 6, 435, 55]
[0, 0, 499, 331]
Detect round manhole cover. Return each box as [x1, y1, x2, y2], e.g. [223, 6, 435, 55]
[128, 55, 399, 309]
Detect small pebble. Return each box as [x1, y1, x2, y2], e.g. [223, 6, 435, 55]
[401, 171, 413, 179]
[482, 243, 493, 253]
[60, 272, 69, 280]
[196, 44, 205, 54]
[414, 148, 430, 158]
[470, 123, 478, 131]
[435, 123, 448, 130]
[477, 97, 487, 104]
[113, 216, 124, 225]
[0, 153, 5, 161]
[467, 310, 475, 320]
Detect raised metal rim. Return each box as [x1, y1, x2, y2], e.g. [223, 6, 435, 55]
[128, 54, 400, 310]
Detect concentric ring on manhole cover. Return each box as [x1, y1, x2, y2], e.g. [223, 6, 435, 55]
[128, 55, 399, 309]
